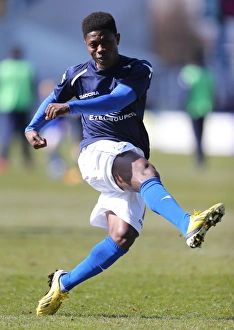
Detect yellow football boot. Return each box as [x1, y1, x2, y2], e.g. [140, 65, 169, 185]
[185, 203, 225, 248]
[36, 269, 68, 316]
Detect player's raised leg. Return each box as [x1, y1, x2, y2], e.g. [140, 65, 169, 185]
[140, 178, 225, 248]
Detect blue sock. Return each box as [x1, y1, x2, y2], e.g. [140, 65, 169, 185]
[60, 235, 128, 291]
[140, 177, 190, 235]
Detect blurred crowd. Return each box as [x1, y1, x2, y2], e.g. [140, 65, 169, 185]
[148, 0, 234, 165]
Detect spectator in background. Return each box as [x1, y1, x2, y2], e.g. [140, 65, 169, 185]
[0, 46, 36, 173]
[179, 48, 215, 167]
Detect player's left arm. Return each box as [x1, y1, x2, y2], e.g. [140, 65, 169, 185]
[45, 83, 137, 120]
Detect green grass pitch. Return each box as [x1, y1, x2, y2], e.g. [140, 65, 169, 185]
[0, 143, 233, 329]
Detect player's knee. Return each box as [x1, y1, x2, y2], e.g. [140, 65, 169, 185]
[134, 158, 160, 180]
[110, 225, 139, 250]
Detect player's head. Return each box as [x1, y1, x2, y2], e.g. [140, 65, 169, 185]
[82, 12, 120, 70]
[82, 12, 117, 38]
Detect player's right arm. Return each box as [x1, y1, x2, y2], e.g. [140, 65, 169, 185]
[25, 92, 58, 149]
[25, 130, 47, 149]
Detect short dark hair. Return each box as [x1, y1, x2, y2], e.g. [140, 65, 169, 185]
[82, 12, 117, 38]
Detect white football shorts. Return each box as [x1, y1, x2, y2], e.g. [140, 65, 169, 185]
[78, 140, 146, 234]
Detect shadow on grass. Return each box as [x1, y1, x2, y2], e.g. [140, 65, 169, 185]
[61, 312, 234, 321]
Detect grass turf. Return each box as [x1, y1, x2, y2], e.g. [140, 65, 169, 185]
[0, 146, 233, 329]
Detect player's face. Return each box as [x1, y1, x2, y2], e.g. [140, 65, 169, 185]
[85, 30, 120, 70]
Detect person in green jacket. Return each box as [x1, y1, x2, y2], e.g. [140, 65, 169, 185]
[179, 49, 215, 166]
[0, 46, 36, 173]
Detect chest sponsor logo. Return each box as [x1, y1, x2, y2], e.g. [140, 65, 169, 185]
[79, 91, 99, 99]
[89, 112, 136, 122]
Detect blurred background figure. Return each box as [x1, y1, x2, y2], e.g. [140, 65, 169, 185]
[0, 46, 36, 174]
[179, 48, 215, 167]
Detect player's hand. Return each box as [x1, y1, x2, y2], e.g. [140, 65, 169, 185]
[25, 130, 47, 149]
[45, 103, 70, 120]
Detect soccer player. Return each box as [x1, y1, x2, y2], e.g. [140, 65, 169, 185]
[25, 12, 225, 316]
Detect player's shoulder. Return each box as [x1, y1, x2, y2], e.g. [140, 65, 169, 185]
[120, 55, 151, 66]
[60, 60, 92, 85]
[120, 55, 152, 73]
[65, 61, 90, 77]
